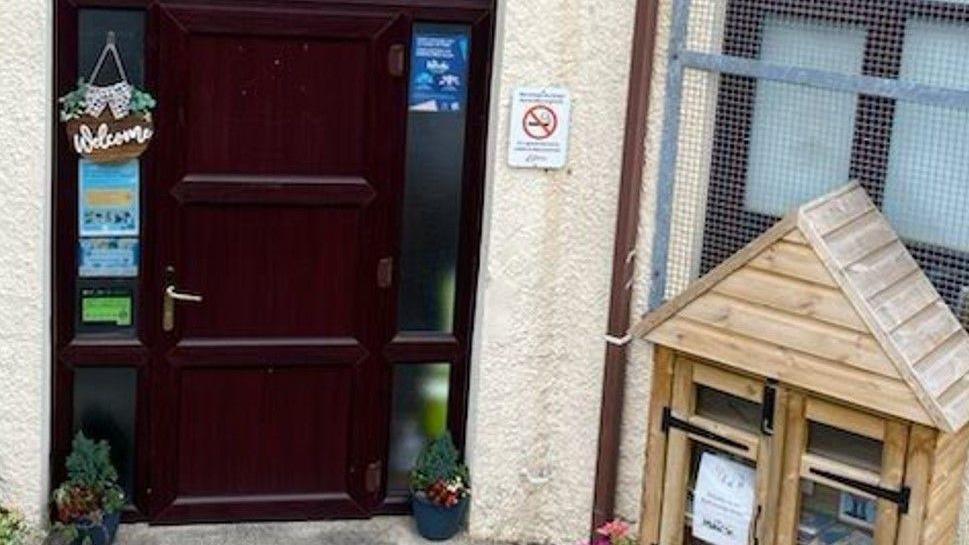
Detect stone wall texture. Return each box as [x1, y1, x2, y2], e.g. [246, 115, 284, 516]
[465, 0, 637, 542]
[0, 0, 52, 525]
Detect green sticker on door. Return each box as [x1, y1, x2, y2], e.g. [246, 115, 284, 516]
[81, 289, 133, 326]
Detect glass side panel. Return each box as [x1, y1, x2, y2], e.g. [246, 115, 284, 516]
[397, 23, 472, 332]
[807, 421, 883, 473]
[884, 18, 969, 252]
[694, 384, 761, 434]
[798, 480, 875, 545]
[744, 15, 867, 216]
[79, 9, 146, 86]
[387, 363, 451, 492]
[72, 367, 137, 501]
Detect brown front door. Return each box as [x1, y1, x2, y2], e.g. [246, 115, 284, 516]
[148, 3, 408, 522]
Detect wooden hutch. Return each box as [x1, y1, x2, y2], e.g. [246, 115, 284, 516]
[634, 184, 969, 545]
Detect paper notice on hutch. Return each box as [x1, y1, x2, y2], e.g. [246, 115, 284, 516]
[692, 452, 757, 545]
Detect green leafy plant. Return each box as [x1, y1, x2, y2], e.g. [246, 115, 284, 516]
[50, 432, 125, 544]
[409, 433, 470, 507]
[58, 79, 90, 122]
[0, 505, 33, 545]
[128, 88, 156, 116]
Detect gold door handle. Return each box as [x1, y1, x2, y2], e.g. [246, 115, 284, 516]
[163, 284, 202, 332]
[166, 285, 203, 303]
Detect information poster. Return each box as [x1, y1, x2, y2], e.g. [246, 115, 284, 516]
[408, 29, 470, 113]
[78, 238, 139, 278]
[79, 159, 139, 237]
[80, 286, 133, 327]
[692, 452, 757, 545]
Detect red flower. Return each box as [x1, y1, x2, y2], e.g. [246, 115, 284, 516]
[596, 519, 631, 540]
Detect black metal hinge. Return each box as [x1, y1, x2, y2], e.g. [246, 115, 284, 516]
[388, 44, 406, 77]
[809, 468, 911, 514]
[662, 407, 749, 452]
[761, 380, 778, 436]
[377, 257, 393, 289]
[365, 461, 383, 495]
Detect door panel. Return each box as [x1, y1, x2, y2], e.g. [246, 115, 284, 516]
[150, 2, 408, 522]
[183, 36, 369, 174]
[176, 367, 353, 495]
[177, 205, 363, 337]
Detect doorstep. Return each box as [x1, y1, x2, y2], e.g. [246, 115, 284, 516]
[116, 517, 491, 545]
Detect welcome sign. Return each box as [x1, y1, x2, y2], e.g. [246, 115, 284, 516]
[60, 31, 156, 163]
[67, 113, 154, 163]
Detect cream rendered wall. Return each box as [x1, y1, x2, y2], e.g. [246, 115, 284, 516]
[612, 1, 969, 542]
[0, 0, 53, 526]
[465, 0, 637, 542]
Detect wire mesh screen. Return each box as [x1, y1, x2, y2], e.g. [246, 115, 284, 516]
[657, 0, 969, 327]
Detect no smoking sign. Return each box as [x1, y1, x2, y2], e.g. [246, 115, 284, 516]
[523, 105, 558, 140]
[508, 87, 571, 169]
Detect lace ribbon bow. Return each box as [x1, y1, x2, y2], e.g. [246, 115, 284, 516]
[85, 82, 133, 120]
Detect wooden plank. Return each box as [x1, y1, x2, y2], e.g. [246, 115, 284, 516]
[758, 385, 789, 545]
[913, 333, 969, 399]
[687, 415, 759, 461]
[805, 397, 886, 441]
[939, 375, 969, 431]
[922, 427, 969, 545]
[800, 211, 953, 431]
[776, 392, 807, 545]
[890, 300, 963, 365]
[678, 292, 898, 378]
[867, 270, 940, 332]
[800, 453, 883, 499]
[895, 425, 936, 545]
[658, 358, 695, 545]
[845, 242, 921, 300]
[691, 360, 762, 403]
[782, 229, 809, 245]
[713, 266, 868, 333]
[872, 420, 907, 545]
[630, 215, 798, 338]
[647, 317, 935, 426]
[800, 184, 874, 236]
[638, 346, 675, 545]
[748, 240, 839, 288]
[823, 209, 898, 267]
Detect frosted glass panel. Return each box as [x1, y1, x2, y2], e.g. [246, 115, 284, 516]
[387, 363, 451, 492]
[397, 23, 471, 332]
[744, 17, 867, 216]
[884, 19, 969, 252]
[73, 368, 137, 501]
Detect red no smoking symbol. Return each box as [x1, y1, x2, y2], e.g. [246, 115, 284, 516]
[523, 105, 558, 140]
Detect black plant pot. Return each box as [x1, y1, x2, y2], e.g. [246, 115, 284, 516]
[412, 494, 468, 541]
[71, 511, 121, 545]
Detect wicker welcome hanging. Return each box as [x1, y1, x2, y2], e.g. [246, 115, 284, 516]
[60, 32, 156, 163]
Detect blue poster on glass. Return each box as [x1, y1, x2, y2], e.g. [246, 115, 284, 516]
[408, 29, 470, 113]
[78, 238, 139, 278]
[78, 159, 139, 237]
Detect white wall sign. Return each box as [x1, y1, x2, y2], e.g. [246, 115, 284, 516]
[507, 87, 571, 169]
[692, 452, 757, 545]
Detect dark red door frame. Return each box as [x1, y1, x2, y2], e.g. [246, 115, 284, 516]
[591, 0, 661, 532]
[52, 0, 495, 522]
